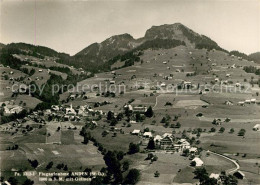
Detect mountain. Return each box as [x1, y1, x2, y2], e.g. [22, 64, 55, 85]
[72, 23, 225, 70]
[74, 33, 143, 65]
[249, 52, 260, 64]
[0, 23, 226, 73]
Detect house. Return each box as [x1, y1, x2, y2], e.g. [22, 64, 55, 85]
[225, 100, 233, 105]
[215, 78, 220, 82]
[38, 69, 43, 72]
[209, 173, 220, 182]
[235, 83, 241, 87]
[189, 147, 198, 154]
[133, 106, 147, 113]
[245, 99, 251, 104]
[69, 94, 76, 100]
[162, 133, 172, 138]
[226, 74, 231, 77]
[154, 135, 162, 143]
[4, 105, 23, 115]
[160, 136, 174, 150]
[110, 80, 116, 85]
[182, 81, 192, 89]
[250, 99, 256, 104]
[65, 104, 76, 115]
[211, 63, 216, 66]
[174, 139, 191, 152]
[160, 82, 166, 87]
[51, 105, 60, 111]
[124, 104, 133, 111]
[238, 101, 245, 106]
[192, 157, 204, 166]
[233, 171, 245, 179]
[143, 132, 153, 138]
[253, 124, 260, 131]
[163, 61, 167, 64]
[131, 129, 141, 136]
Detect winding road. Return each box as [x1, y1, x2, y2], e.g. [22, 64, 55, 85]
[208, 150, 240, 174]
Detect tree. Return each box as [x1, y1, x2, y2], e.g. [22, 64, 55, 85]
[107, 111, 114, 121]
[190, 161, 196, 166]
[238, 129, 246, 136]
[219, 127, 225, 133]
[194, 168, 208, 184]
[229, 128, 234, 133]
[145, 106, 154, 117]
[46, 161, 54, 170]
[8, 177, 18, 185]
[22, 179, 34, 185]
[103, 151, 122, 183]
[128, 142, 140, 154]
[28, 159, 38, 168]
[124, 169, 140, 184]
[122, 160, 130, 171]
[154, 171, 160, 177]
[210, 127, 216, 132]
[183, 149, 189, 157]
[90, 176, 103, 185]
[176, 122, 181, 128]
[147, 138, 155, 150]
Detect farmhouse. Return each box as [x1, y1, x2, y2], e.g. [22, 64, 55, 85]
[69, 94, 76, 100]
[209, 173, 220, 182]
[160, 136, 174, 150]
[131, 129, 141, 136]
[250, 99, 256, 104]
[253, 124, 260, 131]
[154, 135, 162, 143]
[226, 74, 231, 77]
[143, 132, 153, 138]
[160, 82, 166, 87]
[51, 105, 60, 111]
[4, 105, 23, 115]
[110, 80, 116, 85]
[225, 100, 233, 105]
[192, 157, 204, 166]
[233, 171, 245, 179]
[238, 101, 245, 106]
[174, 139, 191, 152]
[245, 99, 251, 104]
[189, 147, 198, 154]
[65, 104, 76, 115]
[133, 106, 147, 113]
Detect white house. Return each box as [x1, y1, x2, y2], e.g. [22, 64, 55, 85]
[160, 82, 166, 87]
[226, 74, 231, 77]
[65, 104, 76, 115]
[250, 99, 256, 104]
[143, 132, 153, 138]
[189, 147, 198, 154]
[131, 129, 141, 135]
[253, 124, 260, 131]
[154, 135, 162, 142]
[192, 157, 204, 166]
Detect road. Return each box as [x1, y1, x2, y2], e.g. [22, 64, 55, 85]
[208, 150, 240, 174]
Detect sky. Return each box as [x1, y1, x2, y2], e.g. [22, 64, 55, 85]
[1, 0, 260, 55]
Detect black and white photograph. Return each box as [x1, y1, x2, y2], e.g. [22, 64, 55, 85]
[0, 0, 260, 184]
